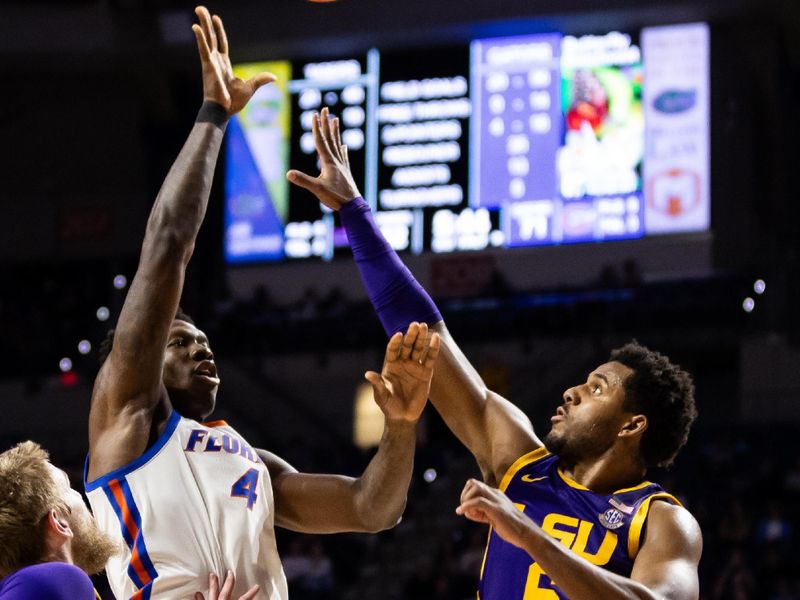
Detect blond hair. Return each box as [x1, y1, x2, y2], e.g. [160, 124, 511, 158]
[0, 441, 64, 577]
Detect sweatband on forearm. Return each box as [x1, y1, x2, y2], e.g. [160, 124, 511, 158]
[196, 101, 229, 131]
[340, 197, 443, 336]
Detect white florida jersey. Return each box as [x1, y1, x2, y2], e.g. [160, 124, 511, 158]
[85, 410, 288, 600]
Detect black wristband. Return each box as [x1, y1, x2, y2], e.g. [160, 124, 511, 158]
[196, 101, 229, 130]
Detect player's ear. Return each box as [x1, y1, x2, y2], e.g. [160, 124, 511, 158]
[618, 414, 647, 438]
[46, 507, 74, 540]
[42, 506, 74, 559]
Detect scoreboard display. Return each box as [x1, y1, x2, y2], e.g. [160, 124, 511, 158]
[224, 23, 709, 263]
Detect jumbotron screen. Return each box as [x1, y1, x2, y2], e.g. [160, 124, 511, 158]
[224, 23, 709, 263]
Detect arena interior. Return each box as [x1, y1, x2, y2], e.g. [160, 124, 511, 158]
[1, 0, 799, 598]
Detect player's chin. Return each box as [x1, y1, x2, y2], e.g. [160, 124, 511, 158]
[542, 428, 566, 454]
[192, 372, 221, 388]
[185, 383, 219, 416]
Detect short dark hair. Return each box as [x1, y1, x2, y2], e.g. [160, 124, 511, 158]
[610, 341, 697, 468]
[98, 308, 195, 365]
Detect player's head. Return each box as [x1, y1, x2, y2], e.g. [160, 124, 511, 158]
[545, 341, 696, 469]
[162, 311, 220, 419]
[0, 442, 118, 578]
[99, 308, 220, 420]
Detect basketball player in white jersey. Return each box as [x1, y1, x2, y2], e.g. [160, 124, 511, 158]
[84, 7, 441, 600]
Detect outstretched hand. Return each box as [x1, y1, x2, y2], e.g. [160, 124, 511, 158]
[192, 6, 275, 115]
[195, 571, 259, 600]
[456, 478, 536, 551]
[287, 106, 362, 210]
[365, 322, 441, 425]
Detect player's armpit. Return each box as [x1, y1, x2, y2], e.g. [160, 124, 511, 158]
[429, 323, 542, 486]
[630, 501, 702, 600]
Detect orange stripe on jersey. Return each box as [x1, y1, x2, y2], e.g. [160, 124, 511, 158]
[108, 480, 139, 539]
[129, 540, 152, 586]
[202, 420, 229, 428]
[108, 479, 152, 586]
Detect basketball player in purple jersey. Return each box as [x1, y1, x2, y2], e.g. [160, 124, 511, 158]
[288, 108, 702, 600]
[85, 8, 440, 598]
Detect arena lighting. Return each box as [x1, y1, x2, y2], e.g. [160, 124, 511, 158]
[743, 297, 755, 313]
[113, 274, 128, 290]
[78, 340, 92, 355]
[754, 279, 766, 295]
[96, 306, 110, 322]
[59, 357, 73, 372]
[423, 468, 438, 483]
[59, 371, 79, 387]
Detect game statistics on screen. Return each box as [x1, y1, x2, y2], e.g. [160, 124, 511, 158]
[224, 22, 709, 263]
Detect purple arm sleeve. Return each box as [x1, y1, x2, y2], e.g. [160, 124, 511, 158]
[339, 197, 442, 336]
[0, 563, 96, 600]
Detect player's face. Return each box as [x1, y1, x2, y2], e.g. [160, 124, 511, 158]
[162, 319, 220, 419]
[46, 464, 118, 575]
[544, 361, 635, 463]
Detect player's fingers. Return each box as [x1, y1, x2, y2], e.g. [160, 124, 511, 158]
[320, 107, 334, 149]
[211, 14, 229, 55]
[333, 116, 343, 151]
[422, 332, 441, 369]
[365, 371, 388, 404]
[220, 571, 235, 596]
[400, 322, 419, 360]
[330, 117, 343, 161]
[410, 322, 428, 363]
[195, 593, 205, 600]
[456, 499, 491, 522]
[287, 170, 322, 194]
[342, 144, 350, 169]
[195, 6, 218, 51]
[192, 24, 211, 60]
[209, 572, 220, 596]
[460, 478, 479, 503]
[385, 331, 403, 362]
[248, 72, 276, 92]
[239, 586, 261, 600]
[312, 112, 335, 164]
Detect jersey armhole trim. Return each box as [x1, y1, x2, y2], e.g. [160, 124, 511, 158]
[498, 447, 550, 492]
[202, 419, 229, 428]
[84, 409, 182, 492]
[627, 492, 682, 559]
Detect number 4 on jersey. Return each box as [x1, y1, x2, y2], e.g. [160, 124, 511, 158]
[231, 468, 259, 509]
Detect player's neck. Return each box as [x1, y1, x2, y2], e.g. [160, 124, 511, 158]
[559, 447, 646, 495]
[42, 542, 74, 568]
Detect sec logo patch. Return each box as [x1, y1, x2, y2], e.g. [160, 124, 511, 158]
[599, 508, 625, 530]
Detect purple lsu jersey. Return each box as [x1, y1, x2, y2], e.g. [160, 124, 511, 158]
[478, 447, 679, 599]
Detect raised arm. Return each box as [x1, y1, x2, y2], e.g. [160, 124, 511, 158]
[456, 479, 702, 600]
[87, 6, 275, 480]
[288, 109, 540, 485]
[258, 323, 440, 533]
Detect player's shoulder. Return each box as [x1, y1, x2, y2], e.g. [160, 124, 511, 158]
[0, 562, 94, 600]
[496, 446, 555, 488]
[644, 500, 703, 556]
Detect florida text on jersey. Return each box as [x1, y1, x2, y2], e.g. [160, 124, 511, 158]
[84, 411, 288, 600]
[478, 448, 679, 600]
